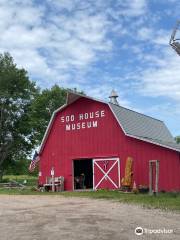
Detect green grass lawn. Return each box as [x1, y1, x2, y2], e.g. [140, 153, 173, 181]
[1, 174, 38, 186]
[0, 175, 180, 211]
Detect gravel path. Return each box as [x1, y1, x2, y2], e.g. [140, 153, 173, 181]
[0, 195, 179, 240]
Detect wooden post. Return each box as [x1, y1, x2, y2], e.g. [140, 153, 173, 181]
[149, 160, 159, 195]
[149, 161, 153, 195]
[51, 167, 55, 192]
[155, 161, 159, 195]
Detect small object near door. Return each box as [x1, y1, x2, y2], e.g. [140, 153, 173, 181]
[93, 158, 120, 190]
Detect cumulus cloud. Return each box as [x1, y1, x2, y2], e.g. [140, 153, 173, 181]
[134, 25, 180, 101]
[0, 0, 149, 86]
[118, 0, 147, 17]
[140, 65, 180, 98]
[0, 0, 114, 85]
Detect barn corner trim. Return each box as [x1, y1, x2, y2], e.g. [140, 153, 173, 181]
[38, 91, 180, 155]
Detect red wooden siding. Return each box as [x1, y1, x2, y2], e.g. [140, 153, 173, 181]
[39, 97, 180, 191]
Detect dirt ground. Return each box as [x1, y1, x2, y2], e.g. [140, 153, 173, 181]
[0, 195, 179, 240]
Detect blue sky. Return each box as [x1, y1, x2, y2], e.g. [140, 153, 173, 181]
[0, 0, 180, 136]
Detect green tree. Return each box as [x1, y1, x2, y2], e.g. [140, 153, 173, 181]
[175, 136, 180, 144]
[0, 52, 38, 180]
[30, 86, 85, 146]
[30, 85, 67, 144]
[5, 158, 29, 175]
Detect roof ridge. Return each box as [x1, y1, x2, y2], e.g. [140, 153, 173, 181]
[109, 102, 163, 123]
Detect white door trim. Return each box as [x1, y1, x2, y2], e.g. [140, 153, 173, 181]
[93, 157, 120, 190]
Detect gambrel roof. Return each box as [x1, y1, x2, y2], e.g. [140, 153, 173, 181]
[39, 91, 180, 154]
[109, 103, 180, 152]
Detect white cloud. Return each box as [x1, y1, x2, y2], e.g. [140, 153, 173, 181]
[137, 27, 153, 41]
[137, 27, 171, 46]
[1, 0, 177, 104]
[128, 24, 180, 101]
[0, 0, 149, 88]
[0, 0, 113, 86]
[1, 26, 48, 49]
[136, 48, 180, 100]
[120, 0, 147, 17]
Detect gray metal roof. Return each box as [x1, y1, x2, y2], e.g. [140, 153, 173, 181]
[109, 103, 180, 152]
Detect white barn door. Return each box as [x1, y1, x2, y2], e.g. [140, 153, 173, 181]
[93, 158, 120, 190]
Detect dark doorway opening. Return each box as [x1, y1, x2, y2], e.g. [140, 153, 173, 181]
[73, 159, 93, 190]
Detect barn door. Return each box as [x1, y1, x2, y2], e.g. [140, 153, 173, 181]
[93, 158, 120, 190]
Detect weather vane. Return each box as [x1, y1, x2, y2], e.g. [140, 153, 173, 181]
[169, 20, 180, 56]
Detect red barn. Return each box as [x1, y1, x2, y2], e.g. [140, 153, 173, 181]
[38, 91, 180, 192]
